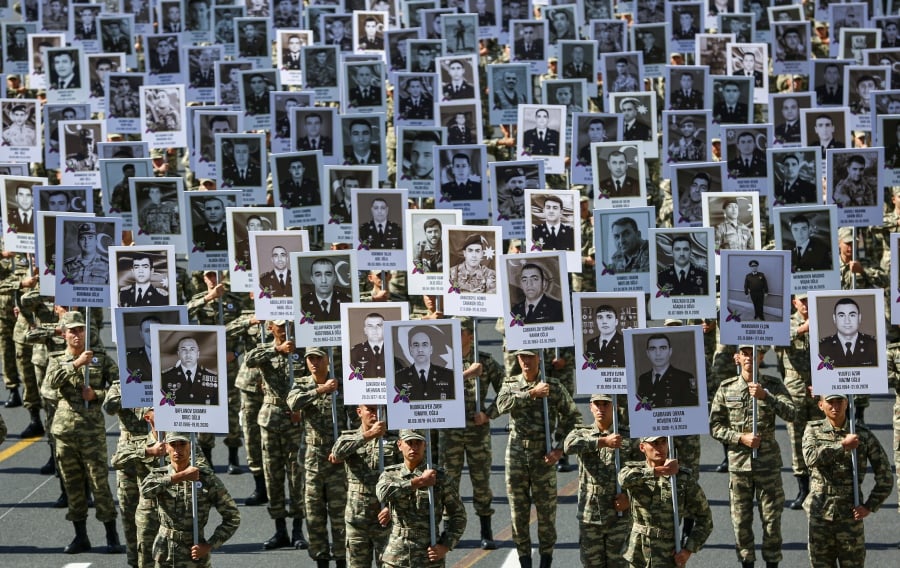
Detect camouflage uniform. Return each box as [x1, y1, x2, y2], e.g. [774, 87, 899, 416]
[61, 253, 110, 284]
[2, 256, 36, 408]
[618, 458, 713, 567]
[571, 214, 596, 293]
[288, 372, 348, 562]
[138, 200, 180, 234]
[563, 419, 640, 568]
[375, 457, 467, 567]
[140, 461, 241, 567]
[802, 414, 893, 567]
[438, 349, 503, 518]
[243, 341, 305, 522]
[887, 341, 900, 511]
[0, 412, 5, 443]
[715, 220, 753, 250]
[709, 371, 796, 564]
[333, 424, 401, 568]
[0, 255, 21, 392]
[493, 371, 579, 557]
[45, 346, 120, 525]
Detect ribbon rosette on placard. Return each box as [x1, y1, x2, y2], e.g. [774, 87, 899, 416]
[60, 269, 77, 284]
[530, 238, 544, 252]
[126, 368, 143, 384]
[348, 366, 365, 381]
[137, 225, 149, 235]
[725, 307, 742, 322]
[328, 214, 342, 224]
[192, 241, 206, 253]
[411, 260, 425, 274]
[393, 385, 410, 403]
[44, 262, 55, 275]
[258, 286, 274, 299]
[634, 395, 653, 411]
[299, 311, 316, 325]
[655, 283, 673, 298]
[816, 353, 834, 371]
[159, 389, 176, 406]
[5, 225, 15, 233]
[581, 354, 598, 370]
[233, 259, 248, 272]
[596, 189, 610, 200]
[357, 237, 372, 251]
[447, 280, 461, 294]
[509, 312, 525, 327]
[600, 262, 616, 276]
[439, 191, 452, 203]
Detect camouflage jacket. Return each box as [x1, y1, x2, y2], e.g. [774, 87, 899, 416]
[494, 373, 579, 450]
[46, 349, 118, 440]
[243, 342, 305, 430]
[288, 373, 345, 447]
[333, 427, 400, 523]
[456, 350, 503, 428]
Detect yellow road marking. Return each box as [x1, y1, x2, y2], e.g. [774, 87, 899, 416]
[0, 436, 41, 463]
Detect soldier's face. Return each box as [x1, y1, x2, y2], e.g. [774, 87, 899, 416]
[463, 243, 484, 267]
[846, 161, 864, 181]
[612, 223, 640, 255]
[65, 325, 85, 348]
[520, 267, 545, 301]
[724, 202, 739, 219]
[363, 317, 384, 343]
[133, 258, 152, 283]
[595, 310, 618, 335]
[814, 118, 834, 139]
[417, 49, 433, 67]
[818, 396, 848, 422]
[833, 304, 860, 336]
[640, 437, 668, 463]
[680, 74, 692, 90]
[607, 154, 627, 178]
[621, 103, 637, 121]
[425, 226, 440, 246]
[357, 404, 379, 426]
[790, 221, 810, 245]
[588, 122, 605, 141]
[505, 175, 526, 194]
[203, 199, 224, 223]
[555, 88, 572, 105]
[451, 157, 470, 179]
[398, 438, 425, 464]
[79, 233, 97, 253]
[410, 140, 435, 178]
[448, 62, 464, 81]
[723, 85, 740, 104]
[289, 161, 304, 180]
[370, 200, 388, 223]
[516, 353, 538, 375]
[689, 177, 707, 200]
[857, 80, 875, 100]
[535, 110, 549, 128]
[233, 144, 250, 167]
[305, 354, 328, 376]
[350, 124, 372, 153]
[781, 99, 799, 121]
[737, 135, 755, 155]
[166, 440, 191, 468]
[409, 332, 433, 365]
[646, 338, 671, 368]
[48, 193, 69, 211]
[590, 399, 612, 424]
[247, 218, 264, 231]
[177, 338, 200, 367]
[311, 261, 335, 295]
[543, 200, 562, 223]
[672, 240, 691, 265]
[271, 247, 288, 270]
[407, 80, 423, 97]
[141, 321, 155, 346]
[148, 186, 162, 204]
[782, 158, 800, 180]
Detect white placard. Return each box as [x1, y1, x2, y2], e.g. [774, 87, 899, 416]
[501, 251, 574, 350]
[292, 250, 359, 347]
[718, 250, 792, 346]
[115, 306, 187, 408]
[405, 209, 462, 295]
[341, 302, 410, 405]
[648, 227, 717, 320]
[251, 230, 308, 320]
[772, 205, 841, 294]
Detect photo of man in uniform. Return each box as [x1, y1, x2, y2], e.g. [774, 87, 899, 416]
[442, 59, 475, 100]
[395, 326, 455, 400]
[657, 234, 708, 295]
[448, 233, 496, 294]
[532, 194, 575, 251]
[119, 254, 168, 306]
[62, 222, 109, 284]
[257, 245, 292, 297]
[440, 153, 481, 201]
[788, 214, 831, 272]
[608, 216, 649, 273]
[343, 118, 381, 165]
[278, 157, 320, 207]
[714, 197, 754, 251]
[597, 150, 640, 197]
[636, 334, 699, 408]
[584, 304, 625, 367]
[137, 184, 180, 235]
[358, 197, 402, 249]
[126, 315, 159, 383]
[774, 153, 817, 205]
[621, 97, 652, 142]
[511, 262, 564, 324]
[6, 183, 34, 233]
[743, 259, 768, 320]
[522, 108, 561, 156]
[726, 131, 766, 178]
[817, 297, 877, 366]
[774, 96, 802, 144]
[192, 195, 229, 251]
[496, 166, 528, 219]
[299, 256, 351, 322]
[412, 218, 443, 273]
[350, 312, 386, 378]
[222, 139, 262, 186]
[161, 336, 219, 405]
[832, 154, 876, 207]
[513, 24, 544, 60]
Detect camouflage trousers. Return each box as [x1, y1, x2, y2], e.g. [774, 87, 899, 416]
[346, 512, 390, 568]
[14, 340, 39, 409]
[894, 394, 900, 509]
[505, 439, 558, 556]
[808, 515, 866, 567]
[117, 469, 144, 567]
[580, 518, 630, 568]
[260, 421, 304, 520]
[0, 317, 18, 389]
[439, 423, 494, 516]
[135, 494, 159, 568]
[728, 469, 784, 563]
[240, 390, 264, 475]
[305, 443, 347, 560]
[55, 435, 118, 523]
[784, 381, 822, 476]
[152, 529, 212, 568]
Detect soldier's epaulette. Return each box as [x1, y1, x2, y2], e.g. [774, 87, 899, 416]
[806, 418, 826, 428]
[383, 463, 404, 472]
[157, 288, 169, 297]
[161, 366, 178, 374]
[572, 423, 594, 430]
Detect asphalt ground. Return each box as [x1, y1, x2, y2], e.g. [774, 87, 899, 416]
[1, 321, 898, 568]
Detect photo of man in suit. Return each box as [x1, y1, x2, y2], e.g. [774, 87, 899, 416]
[50, 50, 81, 89]
[532, 194, 575, 251]
[671, 71, 704, 110]
[511, 262, 565, 324]
[258, 245, 292, 297]
[713, 81, 749, 124]
[190, 48, 216, 88]
[299, 257, 352, 322]
[726, 131, 766, 178]
[774, 154, 817, 205]
[348, 64, 382, 108]
[6, 184, 33, 234]
[279, 157, 320, 207]
[358, 197, 402, 249]
[788, 214, 831, 273]
[811, 114, 844, 151]
[7, 27, 28, 61]
[523, 108, 561, 156]
[395, 326, 455, 400]
[119, 253, 169, 307]
[222, 140, 262, 186]
[584, 304, 625, 367]
[621, 97, 652, 142]
[296, 113, 332, 153]
[514, 24, 544, 60]
[657, 234, 708, 295]
[774, 96, 802, 144]
[126, 315, 159, 384]
[192, 195, 229, 251]
[398, 77, 434, 121]
[161, 336, 219, 405]
[597, 150, 641, 197]
[343, 118, 381, 165]
[150, 37, 179, 75]
[350, 312, 386, 378]
[817, 297, 877, 366]
[440, 153, 482, 201]
[636, 334, 698, 408]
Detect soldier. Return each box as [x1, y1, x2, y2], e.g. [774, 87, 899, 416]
[0, 252, 22, 408]
[564, 393, 640, 567]
[350, 313, 387, 378]
[618, 436, 713, 567]
[802, 394, 893, 566]
[413, 218, 443, 274]
[709, 345, 796, 568]
[333, 404, 400, 567]
[438, 318, 503, 550]
[376, 429, 467, 567]
[141, 432, 241, 567]
[657, 235, 709, 296]
[9, 257, 42, 436]
[493, 349, 579, 567]
[243, 319, 307, 550]
[137, 184, 180, 234]
[288, 346, 349, 567]
[235, 323, 268, 507]
[743, 260, 768, 320]
[44, 311, 125, 554]
[714, 198, 754, 251]
[448, 234, 496, 294]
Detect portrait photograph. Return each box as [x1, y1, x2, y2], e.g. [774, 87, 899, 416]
[772, 21, 810, 76]
[35, 185, 91, 215]
[114, 305, 187, 408]
[0, 99, 40, 162]
[55, 215, 121, 306]
[397, 127, 444, 199]
[610, 92, 659, 159]
[251, 230, 308, 319]
[726, 42, 769, 103]
[352, 188, 407, 271]
[501, 251, 575, 350]
[108, 245, 175, 308]
[36, 209, 91, 294]
[278, 30, 308, 78]
[106, 73, 145, 130]
[70, 4, 102, 43]
[722, 125, 771, 192]
[384, 319, 465, 427]
[591, 19, 626, 55]
[773, 205, 840, 291]
[319, 13, 352, 53]
[139, 85, 187, 149]
[542, 80, 589, 135]
[441, 13, 478, 56]
[811, 59, 852, 107]
[234, 17, 271, 66]
[185, 45, 222, 97]
[342, 60, 386, 114]
[215, 133, 268, 204]
[98, 15, 136, 62]
[28, 32, 65, 92]
[407, 39, 443, 74]
[44, 46, 87, 104]
[709, 76, 753, 131]
[301, 45, 339, 99]
[340, 114, 387, 180]
[509, 20, 549, 74]
[291, 106, 337, 161]
[353, 10, 387, 53]
[671, 162, 725, 227]
[436, 54, 479, 103]
[185, 189, 239, 271]
[1, 175, 45, 254]
[272, 151, 324, 227]
[439, 101, 483, 150]
[192, 110, 240, 179]
[3, 23, 37, 71]
[697, 32, 738, 75]
[340, 301, 410, 405]
[661, 110, 712, 177]
[573, 292, 645, 394]
[590, 142, 646, 209]
[323, 164, 377, 244]
[879, 114, 900, 187]
[799, 108, 851, 156]
[837, 27, 880, 64]
[632, 24, 669, 75]
[666, 66, 709, 111]
[406, 209, 462, 295]
[144, 34, 182, 83]
[808, 290, 887, 394]
[768, 147, 822, 210]
[826, 147, 884, 226]
[151, 325, 229, 433]
[129, 177, 185, 248]
[702, 191, 762, 259]
[291, 250, 358, 347]
[623, 326, 710, 438]
[385, 27, 417, 72]
[99, 157, 151, 227]
[442, 225, 503, 317]
[394, 73, 437, 127]
[600, 52, 643, 108]
[215, 60, 253, 108]
[525, 189, 581, 268]
[594, 206, 656, 294]
[570, 112, 622, 186]
[238, 69, 277, 131]
[891, 234, 900, 325]
[558, 40, 598, 96]
[490, 160, 543, 239]
[719, 250, 791, 345]
[648, 227, 717, 320]
[770, 91, 813, 147]
[516, 104, 567, 173]
[433, 143, 489, 221]
[225, 206, 284, 292]
[57, 119, 103, 187]
[86, 54, 124, 112]
[668, 1, 704, 52]
[844, 65, 887, 131]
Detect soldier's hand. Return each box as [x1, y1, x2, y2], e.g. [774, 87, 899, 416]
[365, 420, 387, 439]
[852, 505, 871, 520]
[377, 506, 391, 526]
[275, 341, 294, 355]
[747, 383, 767, 400]
[81, 385, 97, 401]
[551, 357, 565, 370]
[612, 492, 630, 512]
[226, 352, 236, 363]
[1, 250, 15, 258]
[473, 412, 489, 426]
[796, 321, 810, 335]
[317, 378, 338, 394]
[654, 458, 679, 477]
[191, 542, 212, 560]
[543, 448, 563, 465]
[205, 283, 225, 302]
[76, 350, 94, 368]
[327, 453, 342, 464]
[740, 433, 761, 449]
[600, 433, 622, 449]
[417, 468, 437, 487]
[427, 544, 450, 561]
[847, 260, 864, 274]
[464, 362, 483, 379]
[673, 548, 692, 566]
[21, 276, 37, 288]
[175, 466, 200, 482]
[146, 442, 166, 457]
[841, 433, 860, 450]
[529, 382, 550, 399]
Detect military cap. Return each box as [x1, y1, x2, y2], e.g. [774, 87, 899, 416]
[61, 311, 85, 329]
[271, 319, 287, 326]
[78, 222, 97, 235]
[823, 393, 847, 401]
[663, 319, 683, 326]
[678, 116, 696, 126]
[462, 233, 487, 250]
[399, 429, 426, 441]
[502, 166, 527, 183]
[641, 436, 664, 443]
[748, 260, 759, 266]
[515, 349, 537, 357]
[838, 227, 853, 243]
[305, 347, 327, 358]
[165, 431, 191, 443]
[891, 186, 900, 197]
[590, 393, 613, 402]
